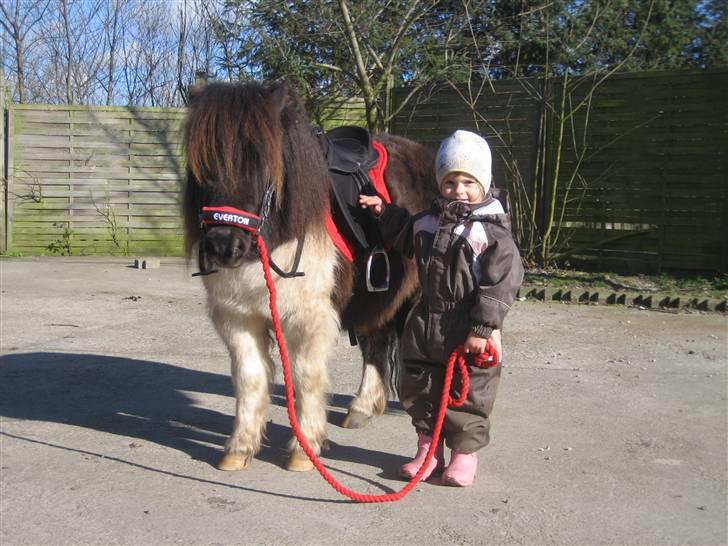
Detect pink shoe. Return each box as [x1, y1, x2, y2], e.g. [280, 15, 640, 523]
[442, 451, 478, 487]
[399, 434, 444, 480]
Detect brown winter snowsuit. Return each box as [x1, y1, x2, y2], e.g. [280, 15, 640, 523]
[377, 189, 524, 453]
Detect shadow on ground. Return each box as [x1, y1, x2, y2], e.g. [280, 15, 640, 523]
[0, 352, 406, 476]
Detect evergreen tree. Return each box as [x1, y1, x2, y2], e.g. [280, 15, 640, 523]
[695, 0, 728, 67]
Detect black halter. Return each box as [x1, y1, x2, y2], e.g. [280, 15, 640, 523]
[193, 184, 306, 278]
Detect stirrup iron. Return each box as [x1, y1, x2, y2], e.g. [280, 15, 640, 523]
[366, 246, 390, 292]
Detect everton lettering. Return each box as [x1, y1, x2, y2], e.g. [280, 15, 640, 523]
[201, 206, 261, 233]
[213, 211, 252, 226]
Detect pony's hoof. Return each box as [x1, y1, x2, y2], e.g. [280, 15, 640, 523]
[217, 453, 251, 471]
[341, 409, 371, 429]
[287, 452, 314, 472]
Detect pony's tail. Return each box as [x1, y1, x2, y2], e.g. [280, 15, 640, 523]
[384, 298, 413, 398]
[379, 324, 401, 401]
[356, 297, 411, 402]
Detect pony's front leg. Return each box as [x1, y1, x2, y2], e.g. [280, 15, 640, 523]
[281, 308, 338, 471]
[213, 311, 274, 471]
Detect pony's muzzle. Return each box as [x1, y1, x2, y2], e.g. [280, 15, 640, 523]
[202, 226, 256, 268]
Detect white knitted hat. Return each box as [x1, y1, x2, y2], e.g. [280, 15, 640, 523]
[435, 130, 492, 195]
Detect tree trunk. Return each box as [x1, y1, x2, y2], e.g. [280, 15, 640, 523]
[336, 0, 379, 131]
[61, 0, 73, 104]
[106, 1, 120, 106]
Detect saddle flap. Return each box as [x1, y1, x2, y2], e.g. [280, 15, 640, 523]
[330, 170, 370, 249]
[322, 126, 383, 250]
[325, 126, 379, 174]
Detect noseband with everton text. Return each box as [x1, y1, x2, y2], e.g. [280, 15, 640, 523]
[194, 184, 306, 278]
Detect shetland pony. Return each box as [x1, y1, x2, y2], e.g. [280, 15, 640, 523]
[183, 81, 437, 471]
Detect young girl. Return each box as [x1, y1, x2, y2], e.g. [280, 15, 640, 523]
[359, 130, 524, 487]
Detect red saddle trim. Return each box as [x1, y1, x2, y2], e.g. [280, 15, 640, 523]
[325, 213, 354, 262]
[369, 140, 391, 203]
[325, 139, 390, 263]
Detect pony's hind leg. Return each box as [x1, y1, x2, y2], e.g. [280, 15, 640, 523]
[342, 325, 398, 429]
[281, 307, 339, 471]
[212, 311, 274, 471]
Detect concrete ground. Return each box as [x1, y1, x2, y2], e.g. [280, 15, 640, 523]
[0, 257, 726, 546]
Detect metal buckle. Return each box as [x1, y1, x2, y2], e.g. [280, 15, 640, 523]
[365, 246, 390, 292]
[258, 185, 275, 231]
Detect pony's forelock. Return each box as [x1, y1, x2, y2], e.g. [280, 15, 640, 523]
[185, 82, 286, 203]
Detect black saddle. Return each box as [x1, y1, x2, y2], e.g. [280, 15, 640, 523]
[318, 126, 380, 249]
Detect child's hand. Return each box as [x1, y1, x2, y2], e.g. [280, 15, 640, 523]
[359, 194, 384, 217]
[464, 333, 489, 355]
[465, 329, 502, 362]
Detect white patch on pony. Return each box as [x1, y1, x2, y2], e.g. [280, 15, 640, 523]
[203, 224, 341, 459]
[210, 311, 273, 458]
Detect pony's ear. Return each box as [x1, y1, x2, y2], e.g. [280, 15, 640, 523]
[269, 81, 289, 113]
[187, 84, 204, 105]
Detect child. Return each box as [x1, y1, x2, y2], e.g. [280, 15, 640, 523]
[359, 130, 524, 487]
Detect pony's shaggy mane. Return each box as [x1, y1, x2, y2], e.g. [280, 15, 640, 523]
[182, 81, 331, 253]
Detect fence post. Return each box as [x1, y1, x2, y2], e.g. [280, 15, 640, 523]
[1, 82, 7, 253]
[534, 76, 550, 254]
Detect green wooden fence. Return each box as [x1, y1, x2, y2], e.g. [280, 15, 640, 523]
[391, 69, 728, 273]
[2, 70, 726, 272]
[0, 96, 368, 257]
[2, 103, 187, 256]
[553, 70, 728, 273]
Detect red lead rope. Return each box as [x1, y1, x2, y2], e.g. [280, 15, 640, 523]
[256, 234, 499, 503]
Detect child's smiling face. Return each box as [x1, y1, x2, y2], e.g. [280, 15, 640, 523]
[440, 172, 484, 204]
